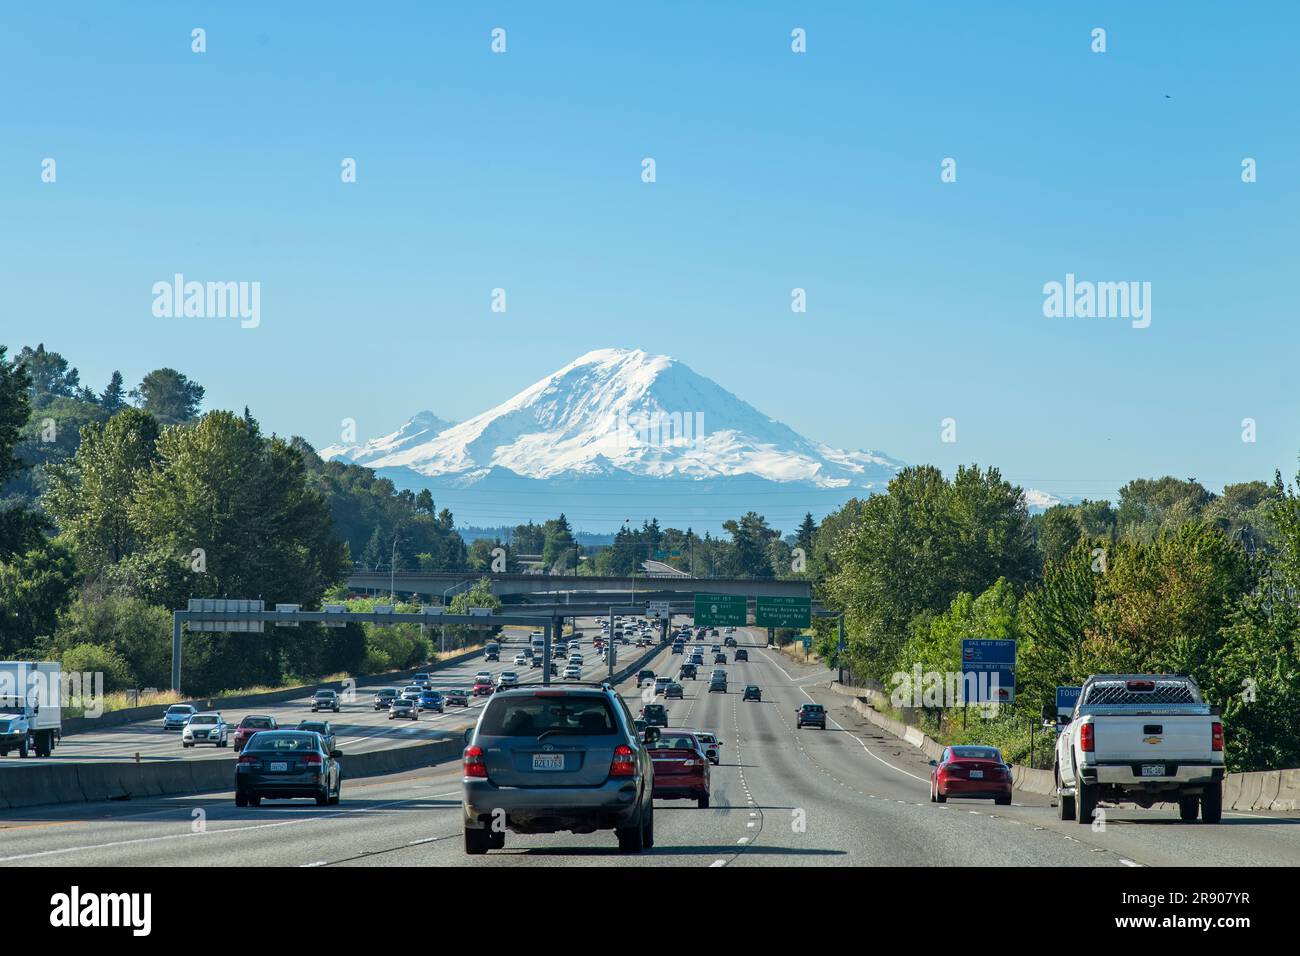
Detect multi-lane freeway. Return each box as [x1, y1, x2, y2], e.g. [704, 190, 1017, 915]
[11, 624, 618, 768]
[0, 624, 1297, 867]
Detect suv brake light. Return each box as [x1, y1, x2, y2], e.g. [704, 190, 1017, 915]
[464, 745, 488, 778]
[1212, 721, 1224, 752]
[610, 744, 636, 777]
[1079, 722, 1095, 752]
[1125, 680, 1155, 692]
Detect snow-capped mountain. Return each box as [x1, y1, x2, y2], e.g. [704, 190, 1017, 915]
[321, 348, 904, 529]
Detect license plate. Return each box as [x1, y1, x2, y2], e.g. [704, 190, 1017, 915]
[969, 770, 983, 779]
[269, 761, 288, 772]
[532, 754, 564, 771]
[1140, 764, 1165, 777]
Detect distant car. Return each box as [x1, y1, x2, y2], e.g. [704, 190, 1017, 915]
[389, 698, 418, 720]
[692, 731, 721, 765]
[648, 730, 711, 808]
[474, 671, 492, 684]
[462, 684, 655, 854]
[296, 720, 336, 752]
[497, 672, 520, 690]
[445, 689, 470, 707]
[743, 685, 761, 702]
[679, 663, 697, 680]
[182, 712, 228, 748]
[654, 677, 672, 695]
[641, 704, 668, 727]
[708, 673, 727, 693]
[734, 649, 748, 662]
[796, 703, 826, 729]
[710, 629, 719, 637]
[637, 669, 655, 688]
[671, 643, 684, 654]
[236, 731, 340, 807]
[473, 678, 495, 697]
[714, 653, 727, 665]
[530, 656, 543, 668]
[400, 686, 424, 705]
[163, 704, 197, 730]
[930, 745, 1012, 806]
[418, 690, 446, 713]
[311, 690, 340, 713]
[711, 645, 722, 654]
[373, 688, 400, 711]
[564, 664, 582, 680]
[234, 715, 277, 751]
[569, 655, 584, 668]
[665, 682, 684, 700]
[514, 652, 528, 666]
[412, 672, 434, 690]
[554, 644, 568, 658]
[724, 636, 737, 648]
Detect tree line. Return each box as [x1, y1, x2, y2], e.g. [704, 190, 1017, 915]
[803, 465, 1298, 773]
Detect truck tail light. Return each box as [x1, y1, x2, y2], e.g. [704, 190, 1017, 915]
[1080, 723, 1095, 752]
[1212, 721, 1224, 752]
[610, 744, 636, 777]
[464, 745, 488, 778]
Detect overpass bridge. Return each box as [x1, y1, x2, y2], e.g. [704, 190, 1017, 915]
[345, 570, 811, 602]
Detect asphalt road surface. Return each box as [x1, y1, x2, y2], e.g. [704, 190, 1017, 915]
[1, 625, 1297, 866]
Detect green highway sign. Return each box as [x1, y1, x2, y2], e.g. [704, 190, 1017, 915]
[755, 596, 812, 629]
[694, 594, 747, 627]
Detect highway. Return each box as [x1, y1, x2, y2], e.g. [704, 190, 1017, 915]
[0, 625, 1297, 866]
[6, 623, 621, 767]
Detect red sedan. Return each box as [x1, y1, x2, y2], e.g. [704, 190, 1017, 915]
[233, 715, 277, 752]
[472, 678, 495, 697]
[930, 745, 1013, 805]
[648, 730, 711, 808]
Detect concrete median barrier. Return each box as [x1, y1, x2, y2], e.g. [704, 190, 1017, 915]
[0, 734, 471, 812]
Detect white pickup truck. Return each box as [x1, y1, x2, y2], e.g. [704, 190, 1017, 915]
[1052, 674, 1224, 824]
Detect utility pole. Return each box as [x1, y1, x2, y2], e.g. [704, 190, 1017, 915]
[389, 534, 399, 601]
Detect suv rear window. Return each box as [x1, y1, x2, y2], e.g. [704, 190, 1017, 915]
[479, 695, 619, 737]
[800, 704, 824, 713]
[248, 733, 320, 752]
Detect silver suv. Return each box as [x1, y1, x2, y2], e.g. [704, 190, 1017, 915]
[462, 684, 657, 855]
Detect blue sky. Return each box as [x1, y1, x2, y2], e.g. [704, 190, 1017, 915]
[2, 1, 1297, 513]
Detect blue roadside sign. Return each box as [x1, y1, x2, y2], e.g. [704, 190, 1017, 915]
[1055, 685, 1081, 716]
[960, 639, 1017, 703]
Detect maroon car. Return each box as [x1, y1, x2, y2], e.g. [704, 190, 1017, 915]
[473, 678, 495, 697]
[930, 745, 1012, 805]
[233, 715, 278, 752]
[648, 730, 711, 808]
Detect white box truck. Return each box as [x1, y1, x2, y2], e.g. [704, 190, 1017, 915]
[0, 661, 62, 758]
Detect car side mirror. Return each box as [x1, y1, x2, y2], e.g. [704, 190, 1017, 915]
[331, 750, 343, 759]
[928, 759, 938, 767]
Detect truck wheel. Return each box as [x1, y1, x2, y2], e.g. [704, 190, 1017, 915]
[1056, 767, 1075, 820]
[18, 739, 28, 759]
[1178, 794, 1200, 822]
[1201, 783, 1223, 823]
[1075, 780, 1097, 825]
